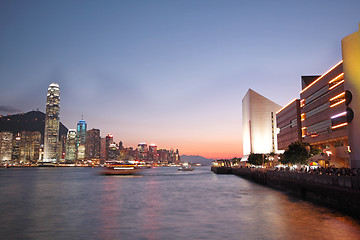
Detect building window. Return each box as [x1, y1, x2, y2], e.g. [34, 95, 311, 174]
[300, 99, 305, 108]
[302, 127, 307, 138]
[301, 113, 306, 121]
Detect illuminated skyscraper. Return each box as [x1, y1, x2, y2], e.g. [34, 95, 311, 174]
[137, 143, 148, 161]
[148, 144, 157, 162]
[76, 119, 87, 147]
[76, 119, 87, 161]
[0, 132, 13, 162]
[43, 83, 60, 163]
[65, 129, 77, 162]
[105, 134, 114, 160]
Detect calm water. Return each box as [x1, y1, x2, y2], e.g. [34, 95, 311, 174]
[0, 167, 360, 240]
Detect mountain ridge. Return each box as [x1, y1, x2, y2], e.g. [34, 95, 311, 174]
[181, 155, 214, 166]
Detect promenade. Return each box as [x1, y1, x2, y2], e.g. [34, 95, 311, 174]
[212, 166, 360, 218]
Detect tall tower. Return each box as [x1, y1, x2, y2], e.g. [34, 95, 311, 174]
[76, 119, 87, 161]
[105, 134, 114, 160]
[76, 119, 87, 147]
[43, 83, 60, 163]
[65, 129, 77, 162]
[85, 128, 101, 159]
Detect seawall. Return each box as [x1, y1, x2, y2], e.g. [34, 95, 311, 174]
[227, 167, 360, 218]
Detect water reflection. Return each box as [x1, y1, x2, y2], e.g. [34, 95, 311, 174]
[143, 178, 161, 240]
[0, 167, 359, 240]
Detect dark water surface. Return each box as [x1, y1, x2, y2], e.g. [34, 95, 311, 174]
[0, 167, 359, 240]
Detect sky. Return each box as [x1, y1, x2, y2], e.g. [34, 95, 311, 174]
[0, 0, 359, 159]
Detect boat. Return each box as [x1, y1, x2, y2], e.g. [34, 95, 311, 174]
[101, 162, 141, 175]
[178, 164, 194, 171]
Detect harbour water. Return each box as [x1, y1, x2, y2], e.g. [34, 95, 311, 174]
[0, 167, 360, 240]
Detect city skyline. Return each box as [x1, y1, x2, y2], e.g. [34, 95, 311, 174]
[1, 1, 360, 159]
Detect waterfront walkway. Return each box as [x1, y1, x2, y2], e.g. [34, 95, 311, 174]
[212, 166, 360, 218]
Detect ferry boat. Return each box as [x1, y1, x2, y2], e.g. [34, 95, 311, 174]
[178, 163, 194, 171]
[101, 162, 141, 175]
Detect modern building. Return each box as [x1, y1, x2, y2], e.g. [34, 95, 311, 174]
[86, 128, 101, 159]
[18, 131, 42, 163]
[242, 89, 282, 160]
[300, 61, 349, 167]
[58, 135, 67, 161]
[276, 99, 302, 150]
[342, 23, 360, 168]
[43, 83, 60, 163]
[108, 143, 118, 160]
[137, 143, 148, 161]
[148, 144, 158, 162]
[0, 132, 13, 162]
[76, 119, 87, 162]
[65, 129, 77, 162]
[76, 119, 87, 147]
[11, 134, 21, 164]
[175, 149, 180, 164]
[158, 149, 168, 163]
[105, 134, 114, 160]
[100, 137, 106, 160]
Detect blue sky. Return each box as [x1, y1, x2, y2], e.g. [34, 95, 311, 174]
[0, 0, 359, 158]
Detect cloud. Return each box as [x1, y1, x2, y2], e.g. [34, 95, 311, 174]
[0, 106, 21, 114]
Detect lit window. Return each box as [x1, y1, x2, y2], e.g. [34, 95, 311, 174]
[301, 113, 306, 121]
[301, 127, 307, 138]
[300, 99, 305, 108]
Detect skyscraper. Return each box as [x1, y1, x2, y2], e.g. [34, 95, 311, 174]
[105, 134, 114, 160]
[148, 144, 157, 162]
[76, 119, 87, 147]
[76, 119, 87, 161]
[0, 132, 13, 163]
[65, 129, 77, 162]
[86, 128, 101, 159]
[43, 83, 60, 163]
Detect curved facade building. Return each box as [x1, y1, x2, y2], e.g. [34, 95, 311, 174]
[242, 89, 282, 160]
[43, 83, 60, 163]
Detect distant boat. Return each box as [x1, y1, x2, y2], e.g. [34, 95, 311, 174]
[101, 162, 141, 175]
[178, 164, 194, 171]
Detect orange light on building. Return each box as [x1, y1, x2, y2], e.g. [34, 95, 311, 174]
[330, 92, 345, 101]
[300, 60, 343, 94]
[300, 99, 305, 108]
[301, 113, 306, 121]
[328, 73, 344, 84]
[329, 80, 345, 90]
[301, 127, 307, 137]
[276, 98, 297, 114]
[331, 122, 348, 129]
[330, 99, 346, 108]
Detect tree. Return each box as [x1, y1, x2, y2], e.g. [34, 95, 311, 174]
[281, 141, 310, 165]
[247, 153, 266, 166]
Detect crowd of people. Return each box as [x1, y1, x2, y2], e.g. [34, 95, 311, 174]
[274, 165, 360, 177]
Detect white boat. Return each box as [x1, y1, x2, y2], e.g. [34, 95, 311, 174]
[101, 162, 141, 175]
[178, 164, 194, 171]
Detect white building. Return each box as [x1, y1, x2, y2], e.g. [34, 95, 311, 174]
[242, 89, 282, 160]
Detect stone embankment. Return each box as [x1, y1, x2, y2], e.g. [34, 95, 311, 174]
[213, 167, 360, 218]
